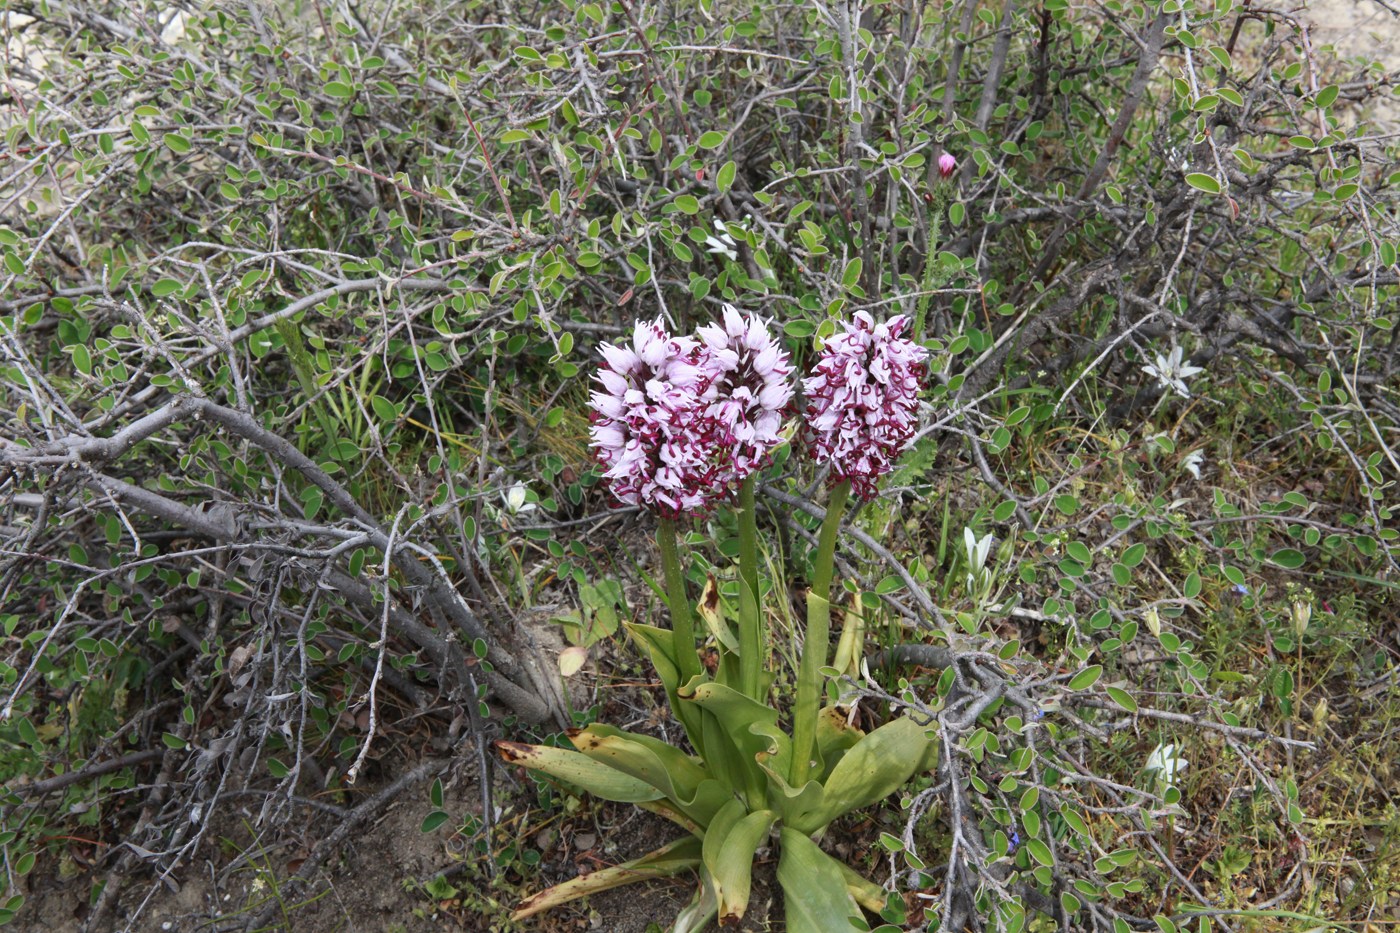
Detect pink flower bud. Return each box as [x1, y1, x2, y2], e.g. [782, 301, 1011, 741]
[938, 152, 957, 179]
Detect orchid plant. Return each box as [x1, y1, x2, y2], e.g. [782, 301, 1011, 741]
[497, 308, 936, 932]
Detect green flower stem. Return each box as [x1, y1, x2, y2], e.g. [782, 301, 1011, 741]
[789, 479, 851, 787]
[658, 518, 702, 688]
[737, 474, 762, 700]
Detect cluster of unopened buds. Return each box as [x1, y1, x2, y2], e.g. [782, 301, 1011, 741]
[589, 306, 929, 514]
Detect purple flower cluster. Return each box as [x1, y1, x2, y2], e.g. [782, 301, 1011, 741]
[802, 312, 928, 501]
[590, 308, 792, 517]
[590, 308, 926, 515]
[589, 319, 719, 518]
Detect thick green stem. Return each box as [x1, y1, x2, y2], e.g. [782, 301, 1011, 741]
[658, 518, 701, 688]
[737, 475, 762, 700]
[789, 480, 851, 787]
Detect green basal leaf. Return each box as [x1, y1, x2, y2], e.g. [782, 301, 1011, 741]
[685, 681, 791, 783]
[627, 622, 705, 747]
[673, 865, 720, 933]
[495, 741, 663, 804]
[570, 724, 728, 829]
[777, 827, 867, 933]
[754, 755, 827, 829]
[512, 835, 702, 920]
[702, 799, 776, 927]
[793, 714, 937, 833]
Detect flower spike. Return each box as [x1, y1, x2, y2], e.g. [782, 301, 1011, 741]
[589, 319, 721, 517]
[694, 305, 794, 491]
[802, 312, 928, 500]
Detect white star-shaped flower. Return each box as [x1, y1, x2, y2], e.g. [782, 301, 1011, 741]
[1142, 345, 1205, 399]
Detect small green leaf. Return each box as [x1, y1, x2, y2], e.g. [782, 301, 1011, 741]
[1026, 838, 1054, 866]
[716, 160, 736, 194]
[1185, 173, 1220, 194]
[324, 81, 354, 98]
[697, 131, 725, 149]
[1068, 665, 1102, 690]
[841, 257, 862, 289]
[1106, 686, 1137, 712]
[151, 278, 183, 297]
[421, 810, 451, 833]
[1183, 572, 1201, 598]
[674, 194, 700, 214]
[163, 133, 191, 154]
[162, 733, 188, 750]
[371, 395, 397, 422]
[1270, 548, 1306, 569]
[1315, 84, 1339, 108]
[70, 344, 93, 376]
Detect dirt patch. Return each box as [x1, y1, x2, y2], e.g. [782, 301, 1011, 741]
[1303, 0, 1400, 130]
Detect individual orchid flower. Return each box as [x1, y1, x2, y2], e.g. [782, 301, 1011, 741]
[502, 484, 536, 515]
[694, 305, 794, 490]
[703, 219, 739, 262]
[1144, 742, 1188, 787]
[1181, 449, 1205, 480]
[588, 319, 721, 517]
[1142, 344, 1205, 399]
[963, 526, 994, 590]
[938, 152, 958, 179]
[803, 312, 929, 500]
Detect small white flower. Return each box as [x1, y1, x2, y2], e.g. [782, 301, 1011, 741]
[1181, 449, 1205, 480]
[502, 484, 536, 515]
[963, 526, 994, 589]
[1144, 743, 1188, 786]
[1142, 345, 1205, 399]
[703, 220, 738, 262]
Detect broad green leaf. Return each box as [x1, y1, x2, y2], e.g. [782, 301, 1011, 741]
[627, 623, 704, 747]
[687, 681, 783, 802]
[494, 741, 663, 804]
[697, 130, 725, 149]
[163, 133, 191, 154]
[1270, 548, 1305, 569]
[841, 257, 862, 288]
[702, 799, 775, 926]
[777, 827, 866, 933]
[71, 344, 92, 376]
[569, 724, 727, 828]
[512, 835, 701, 920]
[796, 714, 936, 833]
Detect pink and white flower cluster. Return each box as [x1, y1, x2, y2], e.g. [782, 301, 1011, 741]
[590, 307, 926, 514]
[802, 312, 929, 501]
[590, 308, 792, 517]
